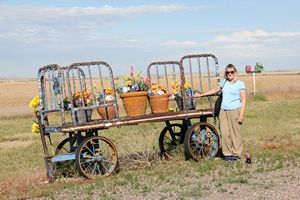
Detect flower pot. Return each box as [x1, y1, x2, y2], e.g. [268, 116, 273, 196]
[149, 94, 171, 114]
[97, 103, 116, 120]
[119, 91, 148, 117]
[175, 96, 196, 111]
[75, 109, 92, 124]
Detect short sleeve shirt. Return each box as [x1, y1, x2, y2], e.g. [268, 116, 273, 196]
[220, 79, 246, 110]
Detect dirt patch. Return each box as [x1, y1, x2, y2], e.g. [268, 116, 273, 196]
[202, 165, 300, 200]
[0, 140, 33, 149]
[0, 171, 47, 197]
[261, 142, 281, 149]
[48, 163, 300, 200]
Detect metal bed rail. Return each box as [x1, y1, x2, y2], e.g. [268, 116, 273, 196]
[65, 61, 119, 126]
[179, 54, 220, 113]
[37, 64, 65, 126]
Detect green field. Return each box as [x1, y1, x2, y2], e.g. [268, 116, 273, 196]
[0, 94, 299, 199]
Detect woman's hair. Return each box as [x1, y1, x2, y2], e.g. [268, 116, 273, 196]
[224, 64, 238, 80]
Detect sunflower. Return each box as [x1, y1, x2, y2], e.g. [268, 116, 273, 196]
[106, 87, 113, 95]
[184, 82, 191, 89]
[31, 122, 40, 134]
[29, 95, 40, 109]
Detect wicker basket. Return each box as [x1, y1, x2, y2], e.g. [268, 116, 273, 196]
[97, 103, 116, 120]
[149, 94, 171, 114]
[119, 91, 148, 117]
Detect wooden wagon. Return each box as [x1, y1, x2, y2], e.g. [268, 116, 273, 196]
[35, 54, 221, 181]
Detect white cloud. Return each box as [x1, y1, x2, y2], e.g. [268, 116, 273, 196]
[0, 4, 190, 18]
[213, 29, 300, 43]
[208, 29, 300, 58]
[0, 4, 192, 40]
[165, 40, 199, 48]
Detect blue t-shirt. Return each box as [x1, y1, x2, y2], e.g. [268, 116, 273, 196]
[220, 79, 246, 110]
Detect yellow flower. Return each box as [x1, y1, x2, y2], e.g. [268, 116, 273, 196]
[161, 86, 167, 93]
[151, 84, 158, 91]
[184, 82, 191, 89]
[29, 95, 40, 109]
[173, 88, 179, 95]
[31, 122, 40, 134]
[106, 87, 113, 95]
[125, 80, 132, 87]
[168, 107, 174, 112]
[171, 81, 181, 95]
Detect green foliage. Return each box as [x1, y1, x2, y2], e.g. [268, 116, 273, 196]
[251, 93, 267, 101]
[178, 185, 203, 198]
[116, 71, 149, 93]
[255, 62, 264, 72]
[0, 115, 33, 142]
[54, 161, 78, 178]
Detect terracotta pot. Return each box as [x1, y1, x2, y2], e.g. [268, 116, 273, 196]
[149, 94, 171, 114]
[119, 91, 148, 117]
[97, 103, 116, 120]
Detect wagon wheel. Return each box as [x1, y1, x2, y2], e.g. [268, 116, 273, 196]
[159, 124, 183, 159]
[184, 122, 219, 161]
[75, 135, 118, 178]
[55, 137, 77, 154]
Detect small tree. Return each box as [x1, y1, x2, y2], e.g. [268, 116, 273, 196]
[255, 62, 264, 72]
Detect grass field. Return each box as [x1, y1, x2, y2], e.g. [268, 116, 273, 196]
[0, 72, 299, 199]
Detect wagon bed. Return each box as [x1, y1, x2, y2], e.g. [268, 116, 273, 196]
[61, 108, 213, 132]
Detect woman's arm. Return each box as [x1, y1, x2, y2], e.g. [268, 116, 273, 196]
[195, 86, 222, 97]
[238, 89, 246, 124]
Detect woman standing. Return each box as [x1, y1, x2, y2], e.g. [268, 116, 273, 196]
[196, 64, 246, 161]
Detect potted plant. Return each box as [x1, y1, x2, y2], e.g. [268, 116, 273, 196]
[171, 82, 196, 111]
[72, 91, 93, 124]
[148, 84, 171, 113]
[116, 68, 149, 117]
[96, 87, 117, 120]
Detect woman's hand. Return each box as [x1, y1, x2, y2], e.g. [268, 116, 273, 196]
[194, 91, 202, 97]
[237, 116, 243, 124]
[238, 89, 246, 125]
[195, 86, 221, 98]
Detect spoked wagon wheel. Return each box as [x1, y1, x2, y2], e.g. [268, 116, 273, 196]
[184, 122, 219, 161]
[75, 135, 118, 178]
[159, 124, 183, 159]
[55, 137, 77, 154]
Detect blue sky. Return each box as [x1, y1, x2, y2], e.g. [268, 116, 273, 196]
[1, 0, 300, 78]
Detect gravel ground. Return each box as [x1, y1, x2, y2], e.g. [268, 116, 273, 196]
[45, 164, 299, 200]
[202, 166, 300, 200]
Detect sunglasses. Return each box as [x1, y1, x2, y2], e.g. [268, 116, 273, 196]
[226, 71, 235, 75]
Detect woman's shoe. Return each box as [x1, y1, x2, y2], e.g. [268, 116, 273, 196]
[223, 156, 241, 162]
[223, 156, 233, 162]
[231, 156, 241, 161]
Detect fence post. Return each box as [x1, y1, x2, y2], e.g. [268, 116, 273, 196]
[253, 72, 256, 96]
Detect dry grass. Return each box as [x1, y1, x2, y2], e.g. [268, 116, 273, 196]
[0, 171, 47, 196]
[0, 140, 33, 149]
[0, 80, 38, 116]
[0, 72, 299, 199]
[0, 72, 299, 117]
[239, 73, 300, 99]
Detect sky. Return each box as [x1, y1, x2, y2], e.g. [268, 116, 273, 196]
[0, 0, 300, 78]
